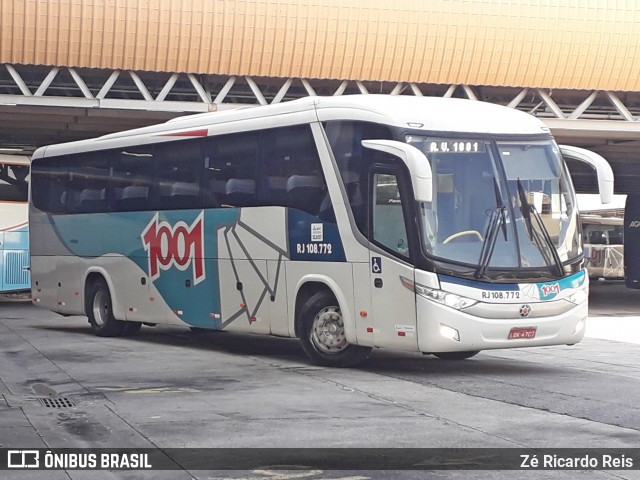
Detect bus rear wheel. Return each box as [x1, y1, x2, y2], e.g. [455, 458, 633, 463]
[433, 351, 480, 360]
[87, 279, 125, 337]
[299, 290, 371, 367]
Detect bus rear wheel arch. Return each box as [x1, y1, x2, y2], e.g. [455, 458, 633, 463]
[297, 287, 370, 367]
[85, 276, 140, 337]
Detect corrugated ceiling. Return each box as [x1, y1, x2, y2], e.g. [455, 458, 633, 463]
[2, 0, 640, 91]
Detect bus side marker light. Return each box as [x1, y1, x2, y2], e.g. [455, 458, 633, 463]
[74, 291, 80, 296]
[57, 301, 66, 306]
[439, 323, 460, 342]
[128, 307, 137, 312]
[33, 298, 40, 303]
[173, 310, 183, 315]
[240, 303, 246, 308]
[360, 311, 367, 317]
[149, 296, 155, 302]
[209, 313, 221, 319]
[366, 327, 374, 333]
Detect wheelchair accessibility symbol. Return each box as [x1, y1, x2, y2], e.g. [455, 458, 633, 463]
[372, 257, 382, 274]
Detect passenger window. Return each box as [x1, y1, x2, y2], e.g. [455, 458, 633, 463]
[67, 153, 110, 213]
[112, 146, 155, 212]
[372, 173, 410, 258]
[260, 125, 329, 218]
[205, 132, 259, 208]
[324, 121, 393, 233]
[31, 158, 67, 214]
[155, 139, 204, 210]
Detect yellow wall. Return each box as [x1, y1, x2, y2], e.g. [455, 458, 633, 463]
[2, 0, 640, 91]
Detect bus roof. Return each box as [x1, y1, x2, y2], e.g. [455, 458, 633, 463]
[34, 95, 550, 159]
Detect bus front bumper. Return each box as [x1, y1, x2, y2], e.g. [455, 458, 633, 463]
[416, 296, 588, 354]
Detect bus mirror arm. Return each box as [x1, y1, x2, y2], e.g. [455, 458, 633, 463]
[559, 145, 614, 204]
[361, 140, 433, 203]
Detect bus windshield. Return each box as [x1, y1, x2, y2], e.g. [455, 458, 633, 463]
[0, 163, 29, 202]
[406, 135, 580, 277]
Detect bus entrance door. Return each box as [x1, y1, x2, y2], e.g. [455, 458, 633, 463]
[369, 170, 417, 351]
[369, 254, 417, 351]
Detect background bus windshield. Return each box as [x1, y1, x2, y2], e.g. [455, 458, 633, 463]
[0, 163, 29, 202]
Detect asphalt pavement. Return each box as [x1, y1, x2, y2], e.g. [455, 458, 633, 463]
[1, 281, 639, 479]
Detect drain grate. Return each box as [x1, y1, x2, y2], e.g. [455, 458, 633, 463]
[38, 397, 76, 408]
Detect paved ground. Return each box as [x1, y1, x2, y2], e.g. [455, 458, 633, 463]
[1, 281, 639, 479]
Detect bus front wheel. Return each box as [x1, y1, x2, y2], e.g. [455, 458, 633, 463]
[299, 290, 371, 367]
[87, 279, 125, 337]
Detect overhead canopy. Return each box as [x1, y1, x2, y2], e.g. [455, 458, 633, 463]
[2, 0, 640, 91]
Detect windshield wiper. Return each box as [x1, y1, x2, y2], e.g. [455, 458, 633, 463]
[516, 179, 564, 277]
[474, 206, 506, 279]
[475, 179, 508, 279]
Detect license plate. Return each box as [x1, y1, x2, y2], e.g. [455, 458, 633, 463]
[508, 327, 537, 340]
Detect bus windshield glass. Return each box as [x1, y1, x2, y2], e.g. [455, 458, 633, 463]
[0, 163, 29, 202]
[405, 135, 580, 276]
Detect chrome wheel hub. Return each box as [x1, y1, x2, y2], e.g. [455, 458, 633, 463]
[92, 290, 110, 327]
[311, 306, 347, 354]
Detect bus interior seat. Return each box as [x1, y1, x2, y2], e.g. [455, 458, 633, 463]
[118, 185, 149, 211]
[225, 178, 256, 207]
[267, 176, 288, 206]
[79, 188, 107, 212]
[287, 175, 324, 215]
[161, 182, 201, 209]
[205, 179, 226, 207]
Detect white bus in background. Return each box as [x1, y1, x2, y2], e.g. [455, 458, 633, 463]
[0, 154, 30, 292]
[582, 214, 624, 280]
[29, 95, 613, 366]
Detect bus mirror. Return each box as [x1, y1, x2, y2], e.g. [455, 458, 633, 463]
[559, 145, 614, 204]
[362, 140, 433, 202]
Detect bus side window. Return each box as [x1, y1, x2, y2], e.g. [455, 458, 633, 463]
[260, 125, 329, 218]
[205, 132, 259, 208]
[66, 153, 110, 213]
[324, 120, 393, 234]
[372, 172, 410, 258]
[32, 159, 67, 214]
[112, 146, 155, 212]
[155, 138, 203, 210]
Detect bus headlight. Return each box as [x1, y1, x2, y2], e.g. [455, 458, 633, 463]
[413, 282, 478, 310]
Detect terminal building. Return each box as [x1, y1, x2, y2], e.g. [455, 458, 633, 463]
[1, 0, 640, 193]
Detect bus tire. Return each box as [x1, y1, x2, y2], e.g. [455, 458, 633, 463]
[86, 279, 125, 337]
[299, 290, 371, 367]
[433, 351, 480, 360]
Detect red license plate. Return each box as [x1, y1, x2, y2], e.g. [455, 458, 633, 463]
[508, 327, 537, 340]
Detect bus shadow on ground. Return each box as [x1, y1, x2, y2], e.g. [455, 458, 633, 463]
[35, 319, 562, 377]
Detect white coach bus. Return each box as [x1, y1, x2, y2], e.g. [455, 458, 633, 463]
[29, 95, 612, 366]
